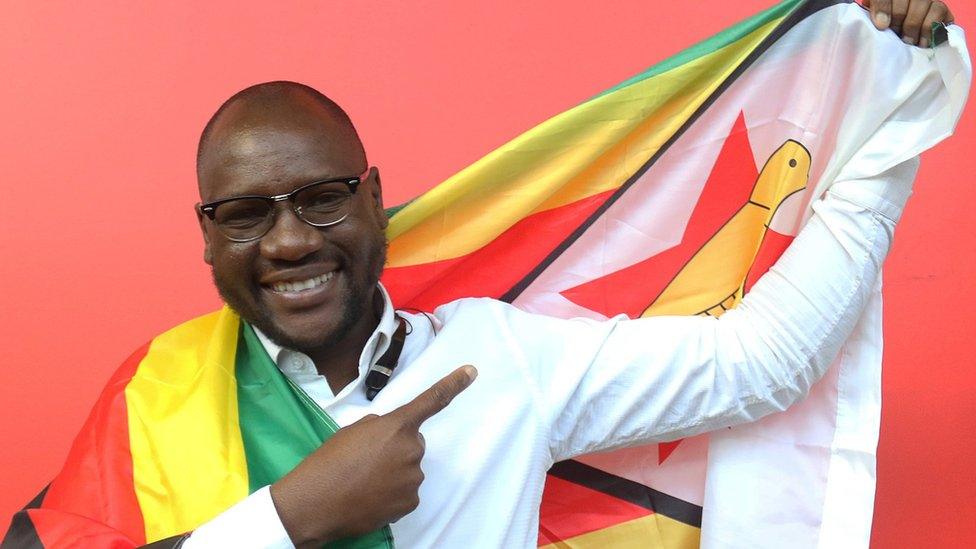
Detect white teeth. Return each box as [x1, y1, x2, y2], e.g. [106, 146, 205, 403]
[271, 272, 334, 293]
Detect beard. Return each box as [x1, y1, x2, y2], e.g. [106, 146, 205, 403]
[213, 231, 388, 355]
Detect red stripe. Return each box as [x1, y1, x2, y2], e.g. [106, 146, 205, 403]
[28, 508, 141, 548]
[39, 343, 150, 546]
[383, 189, 616, 311]
[537, 475, 652, 545]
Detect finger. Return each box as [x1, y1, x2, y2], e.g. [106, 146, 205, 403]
[919, 2, 951, 47]
[870, 0, 893, 29]
[901, 0, 933, 45]
[891, 0, 910, 30]
[393, 365, 478, 427]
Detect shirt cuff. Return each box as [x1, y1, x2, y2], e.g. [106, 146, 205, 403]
[182, 486, 294, 549]
[827, 156, 919, 223]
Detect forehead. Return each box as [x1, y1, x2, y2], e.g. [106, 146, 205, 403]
[199, 114, 365, 202]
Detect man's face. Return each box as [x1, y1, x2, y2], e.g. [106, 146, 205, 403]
[197, 120, 388, 352]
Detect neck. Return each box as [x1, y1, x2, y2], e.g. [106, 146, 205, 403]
[307, 287, 384, 394]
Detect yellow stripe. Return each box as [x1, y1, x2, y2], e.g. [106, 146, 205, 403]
[387, 17, 782, 268]
[539, 514, 700, 549]
[126, 307, 249, 541]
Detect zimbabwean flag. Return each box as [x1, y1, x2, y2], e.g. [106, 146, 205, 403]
[5, 0, 968, 547]
[382, 0, 968, 547]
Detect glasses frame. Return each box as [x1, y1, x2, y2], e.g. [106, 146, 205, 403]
[197, 167, 370, 242]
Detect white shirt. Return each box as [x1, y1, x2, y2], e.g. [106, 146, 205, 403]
[186, 159, 917, 548]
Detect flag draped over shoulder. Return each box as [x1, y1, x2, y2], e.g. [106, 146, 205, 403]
[5, 308, 394, 548]
[381, 0, 970, 547]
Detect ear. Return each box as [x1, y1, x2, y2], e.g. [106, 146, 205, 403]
[196, 205, 214, 265]
[367, 167, 389, 230]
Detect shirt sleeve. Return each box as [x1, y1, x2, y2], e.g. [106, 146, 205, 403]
[181, 486, 294, 549]
[523, 158, 918, 462]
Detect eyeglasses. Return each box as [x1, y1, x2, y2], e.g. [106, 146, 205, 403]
[197, 168, 369, 242]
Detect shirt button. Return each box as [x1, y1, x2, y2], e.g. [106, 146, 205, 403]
[283, 353, 301, 372]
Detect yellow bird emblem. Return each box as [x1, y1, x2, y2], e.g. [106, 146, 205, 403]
[642, 140, 811, 318]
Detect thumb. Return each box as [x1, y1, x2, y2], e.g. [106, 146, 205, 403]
[392, 365, 477, 428]
[869, 0, 892, 29]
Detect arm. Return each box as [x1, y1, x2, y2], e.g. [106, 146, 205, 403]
[181, 486, 290, 549]
[534, 159, 917, 461]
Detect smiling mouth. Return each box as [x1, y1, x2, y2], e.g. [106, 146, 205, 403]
[269, 271, 335, 293]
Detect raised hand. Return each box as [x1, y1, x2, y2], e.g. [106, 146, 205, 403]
[270, 365, 478, 548]
[863, 0, 956, 47]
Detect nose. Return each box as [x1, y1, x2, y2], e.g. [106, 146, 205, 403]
[259, 205, 325, 262]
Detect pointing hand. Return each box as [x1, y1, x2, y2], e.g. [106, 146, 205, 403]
[270, 365, 478, 548]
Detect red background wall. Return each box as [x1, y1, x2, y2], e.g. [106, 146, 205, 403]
[0, 1, 972, 546]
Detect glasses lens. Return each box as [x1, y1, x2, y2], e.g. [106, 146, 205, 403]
[213, 198, 273, 241]
[294, 181, 353, 225]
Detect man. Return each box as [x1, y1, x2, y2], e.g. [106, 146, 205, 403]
[3, 1, 959, 548]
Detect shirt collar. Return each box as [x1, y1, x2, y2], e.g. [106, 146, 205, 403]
[252, 282, 397, 376]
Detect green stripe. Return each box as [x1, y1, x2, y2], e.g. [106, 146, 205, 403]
[385, 199, 414, 219]
[591, 0, 803, 100]
[235, 323, 394, 549]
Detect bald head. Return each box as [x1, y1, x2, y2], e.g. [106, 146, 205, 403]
[196, 81, 367, 197]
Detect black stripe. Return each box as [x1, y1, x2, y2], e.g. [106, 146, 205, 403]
[140, 534, 191, 549]
[21, 488, 47, 511]
[0, 484, 188, 549]
[2, 486, 49, 549]
[549, 460, 703, 528]
[500, 0, 847, 303]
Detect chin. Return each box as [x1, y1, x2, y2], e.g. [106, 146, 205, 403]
[264, 313, 350, 352]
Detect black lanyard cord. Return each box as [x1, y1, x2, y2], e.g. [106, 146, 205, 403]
[364, 314, 409, 401]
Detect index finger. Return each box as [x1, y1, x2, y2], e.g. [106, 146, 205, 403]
[392, 365, 478, 427]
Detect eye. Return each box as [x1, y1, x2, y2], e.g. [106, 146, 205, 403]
[297, 182, 352, 214]
[214, 199, 270, 227]
[303, 190, 348, 212]
[221, 216, 265, 229]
